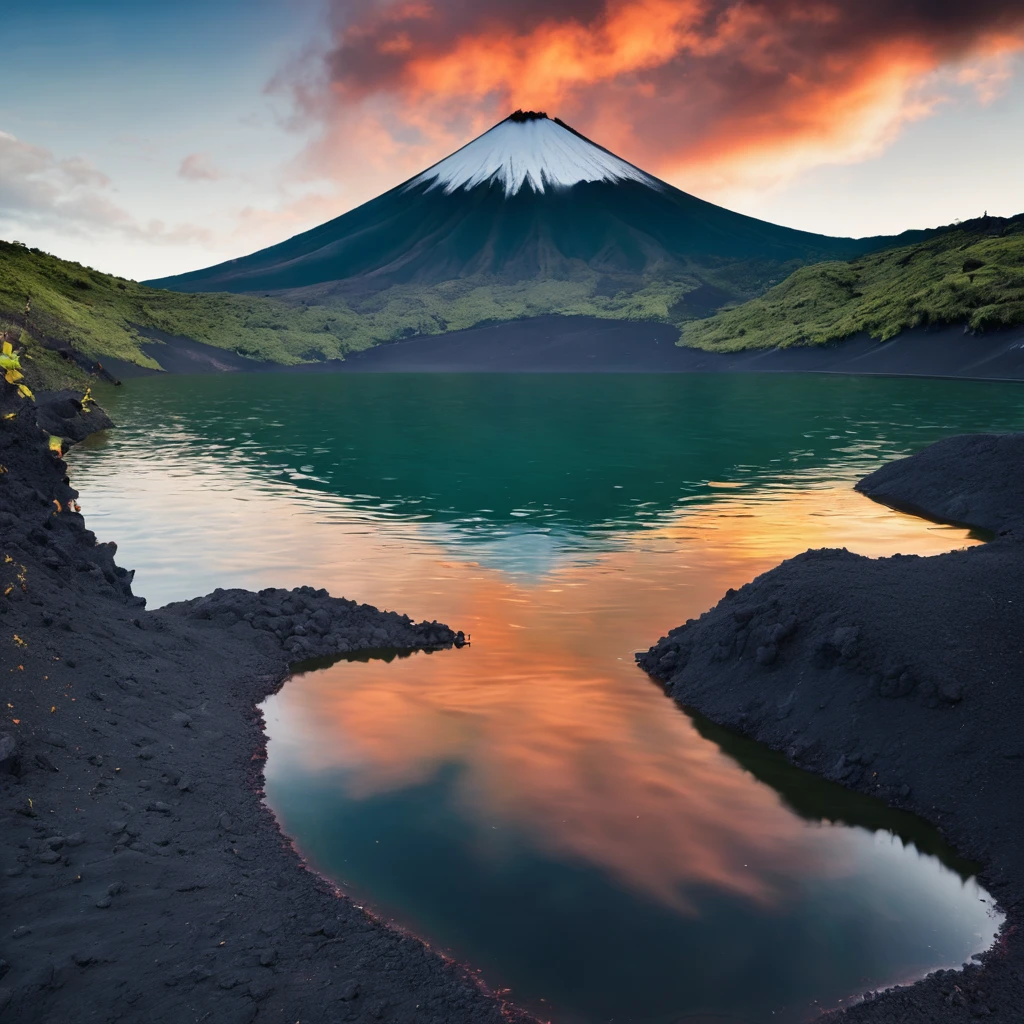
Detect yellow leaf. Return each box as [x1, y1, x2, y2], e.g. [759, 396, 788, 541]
[2, 412, 15, 420]
[17, 384, 33, 400]
[1, 341, 11, 356]
[4, 368, 23, 384]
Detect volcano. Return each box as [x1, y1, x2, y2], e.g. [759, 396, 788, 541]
[148, 111, 928, 310]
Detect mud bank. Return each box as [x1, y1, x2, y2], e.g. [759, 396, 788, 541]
[0, 387, 532, 1024]
[639, 433, 1024, 1022]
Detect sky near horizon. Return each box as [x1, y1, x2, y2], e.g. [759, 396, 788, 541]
[3, 0, 1024, 281]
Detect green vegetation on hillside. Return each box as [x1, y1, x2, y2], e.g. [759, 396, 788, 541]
[684, 214, 1024, 352]
[0, 239, 803, 371]
[0, 240, 373, 368]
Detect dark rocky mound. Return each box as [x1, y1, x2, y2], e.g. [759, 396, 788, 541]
[34, 390, 115, 446]
[638, 438, 1024, 1022]
[857, 432, 1024, 538]
[168, 586, 462, 664]
[0, 385, 526, 1024]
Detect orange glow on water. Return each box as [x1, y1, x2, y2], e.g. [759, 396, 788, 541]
[263, 483, 978, 912]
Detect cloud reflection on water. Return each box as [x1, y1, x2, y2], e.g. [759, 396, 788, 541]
[256, 480, 978, 914]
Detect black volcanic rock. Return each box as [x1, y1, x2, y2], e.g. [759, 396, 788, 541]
[34, 390, 114, 446]
[856, 432, 1024, 537]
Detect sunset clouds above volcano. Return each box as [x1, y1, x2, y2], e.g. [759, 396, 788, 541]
[297, 0, 1024, 195]
[3, 0, 1024, 278]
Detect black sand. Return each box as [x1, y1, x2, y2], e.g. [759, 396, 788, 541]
[108, 318, 1024, 381]
[639, 433, 1024, 1022]
[0, 389, 530, 1023]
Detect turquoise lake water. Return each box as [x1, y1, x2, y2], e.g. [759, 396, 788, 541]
[67, 373, 1022, 1024]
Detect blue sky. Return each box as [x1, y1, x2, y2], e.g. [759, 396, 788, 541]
[2, 0, 1023, 280]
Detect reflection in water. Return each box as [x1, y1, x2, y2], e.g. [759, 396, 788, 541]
[67, 374, 1015, 1024]
[687, 712, 979, 879]
[263, 637, 998, 1024]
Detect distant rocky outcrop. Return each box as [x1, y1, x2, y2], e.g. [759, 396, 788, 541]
[857, 432, 1024, 538]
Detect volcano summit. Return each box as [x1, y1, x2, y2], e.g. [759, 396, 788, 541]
[407, 109, 662, 195]
[148, 112, 909, 305]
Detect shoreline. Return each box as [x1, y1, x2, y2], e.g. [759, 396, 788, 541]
[4, 380, 1021, 1023]
[639, 433, 1024, 1021]
[102, 317, 1024, 382]
[0, 387, 534, 1023]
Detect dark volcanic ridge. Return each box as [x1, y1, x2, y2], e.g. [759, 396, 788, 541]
[638, 434, 1024, 1022]
[109, 317, 1024, 381]
[145, 112, 926, 298]
[0, 384, 532, 1024]
[333, 318, 1024, 379]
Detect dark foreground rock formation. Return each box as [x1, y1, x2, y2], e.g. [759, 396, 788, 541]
[0, 385, 528, 1024]
[639, 433, 1024, 1022]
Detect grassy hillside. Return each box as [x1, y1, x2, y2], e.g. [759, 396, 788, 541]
[684, 214, 1024, 352]
[0, 240, 375, 369]
[0, 239, 804, 372]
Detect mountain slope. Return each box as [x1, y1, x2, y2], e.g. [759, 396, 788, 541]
[684, 213, 1024, 352]
[146, 112, 901, 299]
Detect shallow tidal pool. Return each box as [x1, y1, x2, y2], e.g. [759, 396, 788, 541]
[68, 372, 1020, 1024]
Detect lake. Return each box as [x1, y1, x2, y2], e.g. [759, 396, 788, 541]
[69, 373, 1021, 1024]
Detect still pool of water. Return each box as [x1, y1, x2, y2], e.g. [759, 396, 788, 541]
[68, 373, 1020, 1024]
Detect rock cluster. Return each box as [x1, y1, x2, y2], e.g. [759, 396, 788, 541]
[34, 390, 115, 446]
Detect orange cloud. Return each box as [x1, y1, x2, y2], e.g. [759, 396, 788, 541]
[277, 0, 1024, 209]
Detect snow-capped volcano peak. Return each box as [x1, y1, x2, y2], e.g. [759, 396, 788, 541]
[406, 111, 662, 197]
